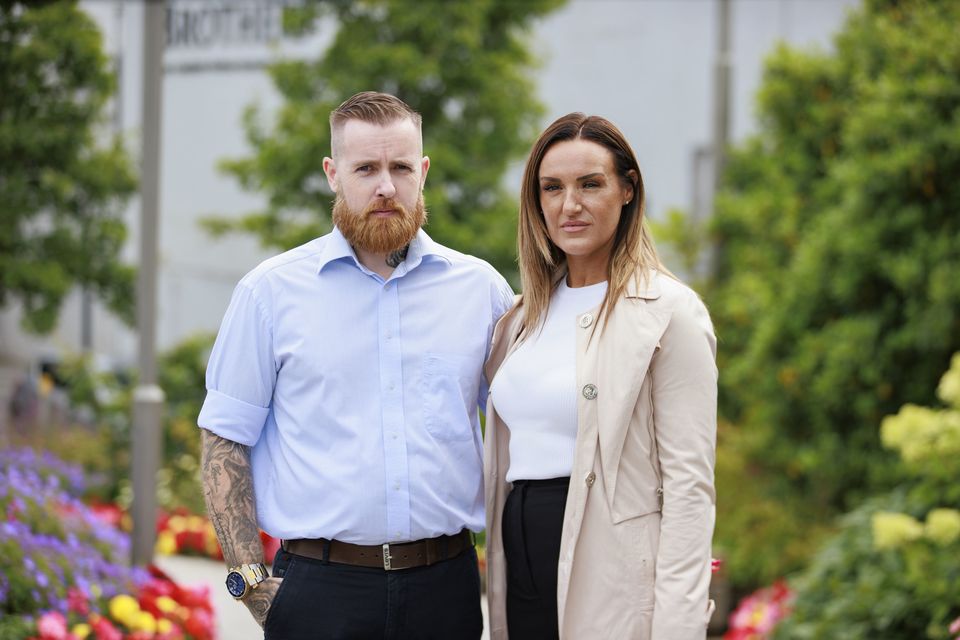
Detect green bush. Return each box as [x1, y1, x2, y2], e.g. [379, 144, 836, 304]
[51, 334, 214, 513]
[774, 355, 960, 639]
[653, 0, 960, 589]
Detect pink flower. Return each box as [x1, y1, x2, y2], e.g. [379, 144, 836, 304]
[725, 580, 794, 640]
[712, 557, 723, 573]
[949, 615, 960, 635]
[36, 612, 68, 640]
[90, 616, 123, 640]
[66, 587, 89, 616]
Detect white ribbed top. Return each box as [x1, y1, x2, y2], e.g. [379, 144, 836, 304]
[490, 280, 607, 482]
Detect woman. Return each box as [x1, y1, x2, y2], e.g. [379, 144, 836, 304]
[484, 113, 717, 639]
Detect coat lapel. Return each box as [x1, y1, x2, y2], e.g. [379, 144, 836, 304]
[593, 271, 669, 519]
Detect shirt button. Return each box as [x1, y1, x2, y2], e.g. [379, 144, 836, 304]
[388, 383, 395, 391]
[585, 472, 596, 487]
[582, 384, 598, 400]
[579, 313, 593, 329]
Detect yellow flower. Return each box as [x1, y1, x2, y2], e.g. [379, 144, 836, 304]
[131, 610, 157, 633]
[880, 404, 955, 463]
[156, 530, 178, 555]
[157, 618, 173, 634]
[167, 515, 188, 533]
[925, 508, 960, 546]
[108, 594, 140, 626]
[937, 353, 960, 408]
[71, 623, 91, 639]
[155, 595, 178, 614]
[872, 511, 923, 550]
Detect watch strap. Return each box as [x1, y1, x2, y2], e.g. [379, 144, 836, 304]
[228, 562, 268, 600]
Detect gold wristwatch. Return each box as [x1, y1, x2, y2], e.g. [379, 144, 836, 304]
[225, 562, 268, 600]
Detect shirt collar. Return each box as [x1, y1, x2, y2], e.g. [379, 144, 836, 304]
[317, 226, 453, 276]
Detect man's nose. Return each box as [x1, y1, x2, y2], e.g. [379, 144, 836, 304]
[376, 171, 397, 199]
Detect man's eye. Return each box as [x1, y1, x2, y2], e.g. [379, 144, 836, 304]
[356, 165, 372, 173]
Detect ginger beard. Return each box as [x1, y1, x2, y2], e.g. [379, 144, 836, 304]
[332, 193, 427, 255]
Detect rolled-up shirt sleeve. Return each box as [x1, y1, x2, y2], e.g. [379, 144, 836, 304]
[198, 280, 276, 446]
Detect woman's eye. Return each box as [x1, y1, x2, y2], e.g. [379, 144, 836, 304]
[583, 181, 599, 189]
[542, 184, 560, 192]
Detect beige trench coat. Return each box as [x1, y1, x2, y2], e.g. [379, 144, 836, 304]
[483, 270, 717, 639]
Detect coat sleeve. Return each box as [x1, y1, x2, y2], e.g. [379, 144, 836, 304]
[649, 289, 718, 639]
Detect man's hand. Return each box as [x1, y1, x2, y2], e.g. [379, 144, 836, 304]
[244, 576, 282, 628]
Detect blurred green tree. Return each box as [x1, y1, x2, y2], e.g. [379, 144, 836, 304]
[659, 0, 960, 587]
[0, 2, 137, 333]
[206, 0, 566, 276]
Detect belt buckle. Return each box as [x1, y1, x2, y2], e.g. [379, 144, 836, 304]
[382, 543, 393, 570]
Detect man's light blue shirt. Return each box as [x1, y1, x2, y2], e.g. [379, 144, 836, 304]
[198, 227, 514, 544]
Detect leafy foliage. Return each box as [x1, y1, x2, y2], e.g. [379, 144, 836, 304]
[0, 2, 137, 333]
[54, 335, 214, 514]
[657, 0, 960, 586]
[773, 355, 960, 640]
[209, 0, 566, 277]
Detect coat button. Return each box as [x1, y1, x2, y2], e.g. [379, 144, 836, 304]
[585, 472, 596, 487]
[582, 384, 598, 400]
[578, 313, 593, 329]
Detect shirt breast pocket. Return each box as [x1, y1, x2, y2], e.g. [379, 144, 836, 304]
[421, 353, 475, 442]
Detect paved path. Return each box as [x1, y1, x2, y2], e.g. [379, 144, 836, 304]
[155, 555, 490, 640]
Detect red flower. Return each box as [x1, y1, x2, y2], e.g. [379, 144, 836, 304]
[184, 608, 215, 640]
[89, 615, 123, 640]
[66, 587, 89, 616]
[89, 502, 125, 529]
[261, 531, 281, 564]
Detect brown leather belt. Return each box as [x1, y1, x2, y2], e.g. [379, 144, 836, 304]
[283, 529, 473, 571]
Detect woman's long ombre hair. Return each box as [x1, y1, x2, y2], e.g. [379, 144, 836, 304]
[518, 113, 670, 334]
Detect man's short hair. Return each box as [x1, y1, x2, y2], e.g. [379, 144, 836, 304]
[329, 92, 422, 157]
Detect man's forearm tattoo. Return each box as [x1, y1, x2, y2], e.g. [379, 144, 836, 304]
[200, 429, 262, 568]
[386, 244, 409, 268]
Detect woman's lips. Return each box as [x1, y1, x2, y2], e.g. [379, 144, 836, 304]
[561, 221, 589, 231]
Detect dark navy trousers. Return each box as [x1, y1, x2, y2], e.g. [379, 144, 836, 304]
[264, 545, 483, 639]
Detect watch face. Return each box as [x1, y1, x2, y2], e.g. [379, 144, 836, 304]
[225, 571, 247, 598]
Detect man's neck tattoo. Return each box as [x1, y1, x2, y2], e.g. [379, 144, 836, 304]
[386, 245, 409, 268]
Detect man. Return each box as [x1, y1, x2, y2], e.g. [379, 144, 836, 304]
[198, 92, 514, 639]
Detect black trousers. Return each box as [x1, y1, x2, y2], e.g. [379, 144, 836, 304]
[502, 477, 570, 640]
[264, 544, 483, 639]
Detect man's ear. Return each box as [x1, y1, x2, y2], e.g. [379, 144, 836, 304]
[323, 157, 337, 191]
[420, 156, 430, 188]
